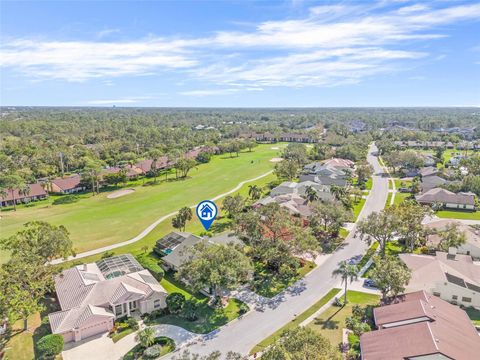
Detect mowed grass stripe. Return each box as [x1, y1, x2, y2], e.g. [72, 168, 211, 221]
[0, 144, 284, 263]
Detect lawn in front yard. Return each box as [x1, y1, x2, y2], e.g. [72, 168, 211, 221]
[3, 297, 61, 360]
[307, 290, 380, 349]
[1, 144, 281, 263]
[148, 271, 247, 334]
[352, 198, 366, 221]
[144, 297, 246, 334]
[436, 209, 480, 220]
[250, 288, 341, 354]
[251, 260, 316, 298]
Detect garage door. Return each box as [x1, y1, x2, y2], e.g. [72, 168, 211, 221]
[62, 331, 74, 343]
[80, 321, 110, 340]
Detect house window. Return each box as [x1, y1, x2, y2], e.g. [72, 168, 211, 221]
[452, 295, 458, 300]
[154, 300, 161, 309]
[433, 292, 441, 297]
[462, 297, 472, 303]
[115, 304, 123, 316]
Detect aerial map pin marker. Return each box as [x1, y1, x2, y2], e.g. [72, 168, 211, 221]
[196, 200, 218, 231]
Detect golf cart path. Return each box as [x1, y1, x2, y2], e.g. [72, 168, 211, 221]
[52, 170, 273, 265]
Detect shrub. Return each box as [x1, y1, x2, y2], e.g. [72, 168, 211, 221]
[135, 254, 165, 280]
[166, 292, 185, 314]
[37, 334, 64, 357]
[238, 302, 250, 315]
[196, 152, 212, 164]
[182, 299, 199, 321]
[143, 344, 163, 359]
[127, 317, 139, 331]
[52, 195, 79, 205]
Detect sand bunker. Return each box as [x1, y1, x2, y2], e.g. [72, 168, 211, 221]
[270, 157, 284, 163]
[271, 147, 279, 150]
[107, 189, 135, 199]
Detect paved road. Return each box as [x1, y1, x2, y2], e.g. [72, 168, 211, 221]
[164, 143, 389, 357]
[51, 170, 273, 265]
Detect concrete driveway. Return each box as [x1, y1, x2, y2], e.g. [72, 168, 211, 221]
[62, 324, 198, 360]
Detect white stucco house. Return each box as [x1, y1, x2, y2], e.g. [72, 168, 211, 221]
[426, 219, 480, 259]
[48, 254, 167, 343]
[400, 251, 480, 308]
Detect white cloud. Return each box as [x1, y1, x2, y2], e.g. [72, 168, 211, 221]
[1, 1, 479, 89]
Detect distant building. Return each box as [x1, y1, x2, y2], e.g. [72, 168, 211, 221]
[360, 290, 480, 360]
[416, 188, 475, 210]
[0, 183, 48, 207]
[50, 174, 86, 194]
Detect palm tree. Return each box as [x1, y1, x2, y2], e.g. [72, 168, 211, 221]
[304, 185, 319, 203]
[330, 185, 346, 201]
[248, 185, 262, 200]
[148, 149, 163, 184]
[136, 327, 156, 348]
[333, 260, 358, 305]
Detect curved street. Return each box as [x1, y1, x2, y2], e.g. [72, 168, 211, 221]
[163, 143, 389, 357]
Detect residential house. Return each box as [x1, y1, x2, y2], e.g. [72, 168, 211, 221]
[48, 254, 167, 343]
[420, 175, 447, 193]
[416, 188, 475, 210]
[301, 162, 350, 187]
[0, 183, 48, 207]
[360, 290, 480, 360]
[155, 232, 243, 272]
[101, 166, 142, 180]
[50, 174, 86, 194]
[419, 166, 439, 178]
[425, 219, 480, 259]
[348, 120, 366, 133]
[400, 251, 480, 308]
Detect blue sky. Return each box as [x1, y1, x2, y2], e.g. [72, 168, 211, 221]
[1, 0, 479, 107]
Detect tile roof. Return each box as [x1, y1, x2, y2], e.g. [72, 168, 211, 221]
[399, 252, 480, 291]
[361, 291, 480, 360]
[0, 183, 47, 202]
[52, 174, 82, 191]
[416, 188, 475, 206]
[425, 219, 480, 249]
[322, 158, 354, 169]
[49, 305, 114, 334]
[53, 255, 166, 312]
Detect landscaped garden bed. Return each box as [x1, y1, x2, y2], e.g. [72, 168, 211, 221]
[123, 336, 175, 360]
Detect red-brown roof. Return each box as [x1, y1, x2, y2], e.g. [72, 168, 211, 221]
[0, 183, 47, 202]
[361, 291, 480, 360]
[52, 174, 82, 191]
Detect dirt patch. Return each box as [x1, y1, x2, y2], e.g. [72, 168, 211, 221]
[107, 189, 135, 199]
[270, 157, 284, 163]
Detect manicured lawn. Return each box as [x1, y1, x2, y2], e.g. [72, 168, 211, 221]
[307, 291, 380, 348]
[123, 336, 175, 360]
[4, 297, 61, 360]
[364, 178, 372, 191]
[339, 228, 349, 239]
[393, 178, 412, 190]
[464, 307, 480, 326]
[436, 210, 480, 220]
[250, 288, 341, 354]
[148, 271, 246, 334]
[1, 144, 283, 263]
[58, 172, 277, 268]
[386, 191, 411, 208]
[145, 298, 246, 334]
[352, 198, 366, 221]
[110, 327, 135, 343]
[252, 260, 316, 298]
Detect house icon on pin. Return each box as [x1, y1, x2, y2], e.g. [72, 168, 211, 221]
[200, 203, 214, 219]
